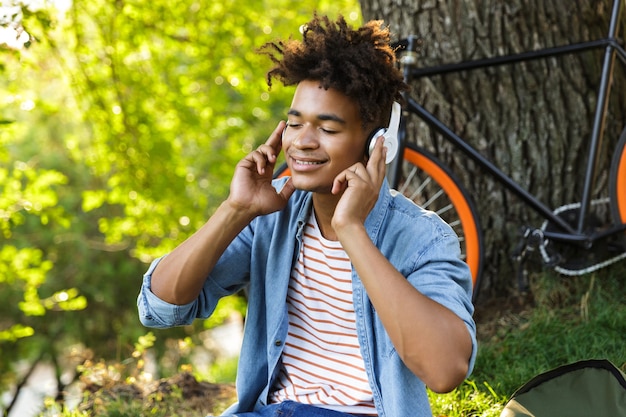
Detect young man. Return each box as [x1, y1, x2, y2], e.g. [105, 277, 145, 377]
[138, 15, 476, 417]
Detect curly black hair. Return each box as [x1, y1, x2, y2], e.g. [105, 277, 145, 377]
[259, 14, 408, 128]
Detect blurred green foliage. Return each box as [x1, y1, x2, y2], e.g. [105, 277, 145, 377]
[0, 0, 360, 402]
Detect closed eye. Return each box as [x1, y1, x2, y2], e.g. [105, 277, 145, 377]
[284, 121, 340, 135]
[285, 121, 302, 129]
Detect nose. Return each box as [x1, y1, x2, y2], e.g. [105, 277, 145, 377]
[286, 124, 319, 150]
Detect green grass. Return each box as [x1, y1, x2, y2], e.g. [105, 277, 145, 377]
[41, 265, 626, 416]
[429, 265, 626, 416]
[428, 380, 506, 417]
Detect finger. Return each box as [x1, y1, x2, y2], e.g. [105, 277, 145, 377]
[259, 121, 288, 171]
[255, 143, 277, 162]
[265, 120, 287, 155]
[277, 176, 296, 202]
[237, 142, 268, 177]
[249, 146, 275, 175]
[367, 136, 387, 184]
[331, 163, 363, 194]
[331, 170, 350, 195]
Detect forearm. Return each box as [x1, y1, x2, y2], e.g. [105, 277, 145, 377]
[150, 201, 255, 305]
[338, 225, 473, 393]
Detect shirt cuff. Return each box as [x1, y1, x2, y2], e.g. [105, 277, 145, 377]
[137, 256, 196, 328]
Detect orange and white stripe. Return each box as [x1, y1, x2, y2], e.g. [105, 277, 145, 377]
[270, 214, 377, 415]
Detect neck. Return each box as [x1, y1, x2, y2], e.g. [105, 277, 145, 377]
[311, 192, 341, 241]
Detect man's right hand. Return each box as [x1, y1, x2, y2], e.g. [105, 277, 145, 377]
[226, 121, 295, 218]
[150, 121, 296, 305]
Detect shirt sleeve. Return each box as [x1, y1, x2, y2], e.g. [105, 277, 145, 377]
[137, 220, 256, 328]
[408, 226, 478, 378]
[136, 256, 200, 328]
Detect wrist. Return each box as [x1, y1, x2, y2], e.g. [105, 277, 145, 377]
[335, 221, 368, 244]
[220, 199, 257, 225]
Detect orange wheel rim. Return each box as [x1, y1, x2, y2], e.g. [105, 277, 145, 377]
[276, 159, 481, 290]
[617, 148, 626, 224]
[404, 150, 481, 290]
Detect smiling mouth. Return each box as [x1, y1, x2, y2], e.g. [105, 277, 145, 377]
[290, 156, 327, 166]
[294, 159, 324, 165]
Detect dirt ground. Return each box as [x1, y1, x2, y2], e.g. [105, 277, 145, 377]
[473, 291, 535, 343]
[74, 293, 533, 416]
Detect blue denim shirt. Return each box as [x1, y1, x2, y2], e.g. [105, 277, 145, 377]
[138, 179, 477, 417]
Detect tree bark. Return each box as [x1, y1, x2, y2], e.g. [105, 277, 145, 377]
[360, 0, 626, 298]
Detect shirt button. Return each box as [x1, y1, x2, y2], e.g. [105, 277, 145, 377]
[274, 339, 282, 346]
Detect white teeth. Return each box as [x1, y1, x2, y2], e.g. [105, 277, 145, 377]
[296, 160, 322, 165]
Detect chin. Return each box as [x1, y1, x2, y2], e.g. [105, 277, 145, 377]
[290, 176, 332, 193]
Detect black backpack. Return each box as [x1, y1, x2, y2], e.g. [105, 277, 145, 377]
[501, 359, 626, 417]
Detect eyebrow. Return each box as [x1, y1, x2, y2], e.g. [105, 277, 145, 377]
[287, 109, 346, 124]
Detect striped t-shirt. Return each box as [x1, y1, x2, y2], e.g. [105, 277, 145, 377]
[269, 213, 377, 415]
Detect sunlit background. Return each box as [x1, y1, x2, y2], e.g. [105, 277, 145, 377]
[1, 0, 360, 415]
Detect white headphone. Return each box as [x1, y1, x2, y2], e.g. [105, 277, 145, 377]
[367, 101, 401, 164]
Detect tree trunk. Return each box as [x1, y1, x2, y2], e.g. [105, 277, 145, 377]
[359, 0, 626, 298]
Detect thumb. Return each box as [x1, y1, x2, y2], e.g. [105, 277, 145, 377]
[277, 177, 296, 202]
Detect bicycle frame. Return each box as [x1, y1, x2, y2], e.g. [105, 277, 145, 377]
[391, 0, 626, 247]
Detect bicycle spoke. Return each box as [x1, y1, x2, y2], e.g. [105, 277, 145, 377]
[448, 219, 461, 228]
[395, 146, 484, 295]
[435, 203, 454, 216]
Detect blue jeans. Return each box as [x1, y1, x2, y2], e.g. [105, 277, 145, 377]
[220, 400, 375, 416]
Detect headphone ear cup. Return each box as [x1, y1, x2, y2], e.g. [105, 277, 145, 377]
[367, 127, 387, 158]
[367, 128, 398, 164]
[382, 131, 398, 164]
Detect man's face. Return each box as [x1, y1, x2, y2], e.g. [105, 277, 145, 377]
[283, 80, 368, 193]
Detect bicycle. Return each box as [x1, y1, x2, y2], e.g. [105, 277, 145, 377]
[275, 0, 626, 301]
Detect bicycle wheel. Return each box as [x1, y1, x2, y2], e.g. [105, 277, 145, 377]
[610, 126, 626, 234]
[396, 144, 483, 298]
[534, 126, 626, 276]
[274, 149, 484, 299]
